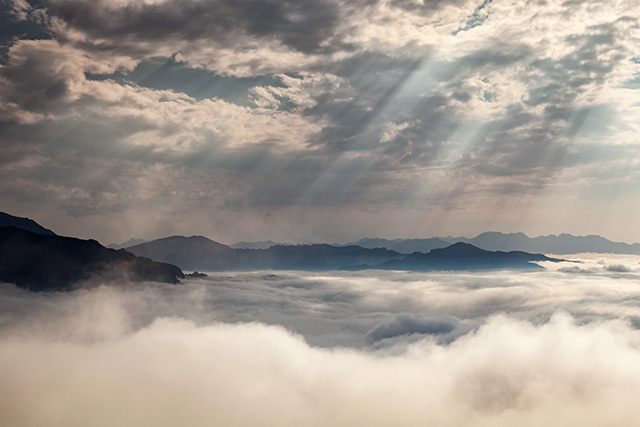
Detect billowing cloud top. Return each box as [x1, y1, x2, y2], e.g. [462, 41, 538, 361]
[1, 0, 639, 243]
[3, 262, 640, 425]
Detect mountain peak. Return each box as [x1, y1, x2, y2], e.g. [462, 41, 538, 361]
[430, 242, 487, 255]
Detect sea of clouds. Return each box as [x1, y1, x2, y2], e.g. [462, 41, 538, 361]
[2, 254, 640, 426]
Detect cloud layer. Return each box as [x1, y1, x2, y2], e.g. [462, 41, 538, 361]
[3, 258, 640, 425]
[1, 0, 640, 243]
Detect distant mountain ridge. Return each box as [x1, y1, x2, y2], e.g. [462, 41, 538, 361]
[127, 236, 405, 271]
[369, 242, 558, 271]
[332, 232, 640, 255]
[343, 237, 450, 254]
[107, 238, 148, 249]
[446, 232, 640, 254]
[127, 236, 565, 272]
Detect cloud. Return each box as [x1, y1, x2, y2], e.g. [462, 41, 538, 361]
[48, 0, 343, 53]
[1, 0, 640, 243]
[3, 254, 640, 348]
[3, 271, 640, 426]
[365, 313, 464, 344]
[605, 264, 632, 273]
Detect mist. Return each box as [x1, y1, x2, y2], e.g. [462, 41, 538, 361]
[2, 254, 640, 426]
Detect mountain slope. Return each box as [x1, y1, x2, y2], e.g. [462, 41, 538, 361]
[372, 242, 558, 271]
[0, 227, 184, 291]
[0, 212, 56, 236]
[127, 236, 237, 271]
[251, 244, 404, 270]
[127, 236, 404, 271]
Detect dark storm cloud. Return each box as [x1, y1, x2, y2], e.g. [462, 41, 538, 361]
[47, 0, 344, 54]
[43, 0, 482, 57]
[0, 40, 74, 112]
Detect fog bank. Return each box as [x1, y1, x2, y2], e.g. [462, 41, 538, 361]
[2, 311, 640, 426]
[2, 256, 640, 426]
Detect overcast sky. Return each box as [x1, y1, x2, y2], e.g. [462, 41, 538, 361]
[1, 0, 639, 244]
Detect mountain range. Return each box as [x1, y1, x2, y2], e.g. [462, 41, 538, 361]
[342, 237, 451, 254]
[8, 211, 635, 291]
[126, 236, 405, 271]
[126, 235, 560, 272]
[233, 232, 640, 255]
[369, 242, 558, 271]
[448, 232, 640, 255]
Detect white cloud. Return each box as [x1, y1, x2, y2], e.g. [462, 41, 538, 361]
[3, 270, 640, 426]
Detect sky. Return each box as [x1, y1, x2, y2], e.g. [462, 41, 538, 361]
[3, 259, 640, 425]
[1, 0, 639, 245]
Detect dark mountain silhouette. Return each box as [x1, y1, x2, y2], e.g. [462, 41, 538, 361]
[248, 244, 404, 270]
[343, 237, 450, 254]
[127, 236, 236, 271]
[127, 236, 561, 272]
[0, 226, 184, 291]
[127, 236, 405, 271]
[366, 242, 559, 271]
[0, 212, 56, 236]
[445, 232, 640, 254]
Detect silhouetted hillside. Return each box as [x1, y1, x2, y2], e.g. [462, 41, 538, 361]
[127, 237, 404, 271]
[250, 244, 404, 270]
[0, 227, 184, 291]
[0, 212, 56, 236]
[127, 236, 237, 270]
[370, 242, 558, 271]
